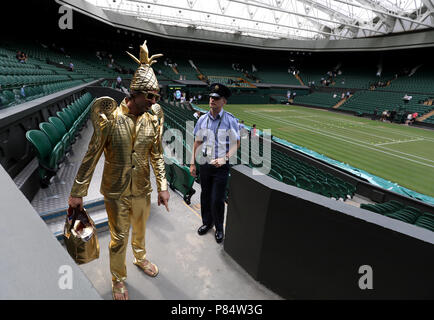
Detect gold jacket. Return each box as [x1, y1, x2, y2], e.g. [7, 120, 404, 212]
[70, 97, 167, 199]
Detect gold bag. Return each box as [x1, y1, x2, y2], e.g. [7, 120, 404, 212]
[63, 206, 100, 264]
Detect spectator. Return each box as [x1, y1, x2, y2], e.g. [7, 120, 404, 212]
[403, 94, 412, 103]
[251, 124, 258, 139]
[390, 109, 397, 122]
[116, 76, 122, 89]
[380, 110, 388, 122]
[372, 107, 378, 120]
[69, 62, 74, 71]
[239, 120, 247, 139]
[405, 113, 413, 125]
[412, 112, 418, 124]
[18, 51, 27, 63]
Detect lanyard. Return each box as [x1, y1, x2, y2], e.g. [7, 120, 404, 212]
[206, 111, 225, 137]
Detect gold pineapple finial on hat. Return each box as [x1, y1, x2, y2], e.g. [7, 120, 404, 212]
[126, 41, 163, 92]
[126, 40, 163, 66]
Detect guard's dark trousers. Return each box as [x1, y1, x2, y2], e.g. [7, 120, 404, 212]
[199, 163, 230, 232]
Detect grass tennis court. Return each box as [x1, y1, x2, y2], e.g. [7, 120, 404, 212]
[199, 104, 434, 197]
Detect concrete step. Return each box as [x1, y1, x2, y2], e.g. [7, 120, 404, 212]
[39, 198, 108, 241]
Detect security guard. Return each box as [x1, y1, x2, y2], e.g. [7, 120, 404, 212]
[190, 83, 240, 243]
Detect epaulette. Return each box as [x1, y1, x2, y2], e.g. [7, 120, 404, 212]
[224, 111, 237, 120]
[91, 96, 117, 120]
[90, 96, 117, 129]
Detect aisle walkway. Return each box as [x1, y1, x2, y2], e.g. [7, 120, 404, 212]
[31, 117, 282, 300]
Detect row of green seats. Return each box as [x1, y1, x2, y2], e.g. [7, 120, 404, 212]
[0, 80, 86, 109]
[360, 200, 434, 232]
[0, 66, 55, 75]
[265, 148, 356, 200]
[0, 74, 71, 87]
[25, 93, 94, 187]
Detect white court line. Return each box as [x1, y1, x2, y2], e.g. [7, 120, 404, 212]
[374, 138, 425, 146]
[286, 106, 434, 143]
[283, 115, 321, 119]
[282, 113, 396, 142]
[257, 108, 434, 160]
[268, 112, 434, 164]
[248, 111, 434, 168]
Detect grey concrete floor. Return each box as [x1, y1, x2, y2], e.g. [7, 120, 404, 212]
[77, 186, 282, 300]
[39, 118, 282, 300]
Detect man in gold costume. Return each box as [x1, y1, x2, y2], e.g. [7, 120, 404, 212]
[68, 41, 170, 300]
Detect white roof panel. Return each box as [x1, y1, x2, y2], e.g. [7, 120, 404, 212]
[85, 0, 432, 39]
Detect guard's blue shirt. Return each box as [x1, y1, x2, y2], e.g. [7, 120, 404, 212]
[193, 109, 240, 159]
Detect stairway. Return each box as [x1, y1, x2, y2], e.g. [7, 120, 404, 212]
[294, 74, 305, 86]
[333, 94, 352, 109]
[417, 109, 434, 122]
[40, 199, 108, 241]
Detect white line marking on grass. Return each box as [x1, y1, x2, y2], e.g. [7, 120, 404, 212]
[248, 111, 434, 168]
[286, 106, 434, 143]
[374, 138, 425, 146]
[284, 115, 321, 119]
[293, 115, 396, 141]
[253, 109, 434, 162]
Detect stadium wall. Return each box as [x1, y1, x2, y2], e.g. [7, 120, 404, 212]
[224, 165, 434, 299]
[0, 164, 101, 299]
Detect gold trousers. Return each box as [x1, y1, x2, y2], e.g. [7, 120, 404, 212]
[104, 195, 151, 282]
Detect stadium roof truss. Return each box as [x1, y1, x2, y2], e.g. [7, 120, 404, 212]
[86, 0, 434, 40]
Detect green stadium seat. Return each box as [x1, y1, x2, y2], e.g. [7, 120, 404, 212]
[39, 122, 62, 147]
[283, 173, 297, 186]
[171, 163, 196, 205]
[25, 129, 63, 186]
[49, 116, 72, 152]
[296, 176, 313, 191]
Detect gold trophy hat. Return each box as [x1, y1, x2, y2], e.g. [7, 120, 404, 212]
[126, 41, 163, 93]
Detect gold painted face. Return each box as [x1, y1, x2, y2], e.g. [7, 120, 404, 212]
[131, 91, 159, 112]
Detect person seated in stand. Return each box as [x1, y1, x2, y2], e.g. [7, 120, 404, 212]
[412, 112, 418, 124]
[390, 109, 397, 122]
[405, 112, 412, 125]
[380, 110, 388, 122]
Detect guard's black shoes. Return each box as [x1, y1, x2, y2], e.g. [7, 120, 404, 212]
[215, 230, 224, 243]
[198, 225, 212, 236]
